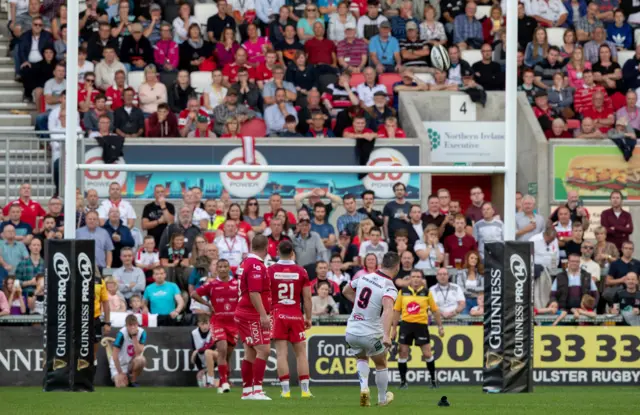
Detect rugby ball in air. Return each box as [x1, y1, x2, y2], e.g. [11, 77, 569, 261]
[431, 44, 450, 72]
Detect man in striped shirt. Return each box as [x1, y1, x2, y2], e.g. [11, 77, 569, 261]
[573, 70, 612, 114]
[399, 22, 430, 67]
[337, 23, 368, 73]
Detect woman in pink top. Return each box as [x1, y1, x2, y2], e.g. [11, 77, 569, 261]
[154, 22, 180, 72]
[215, 27, 240, 68]
[565, 47, 591, 89]
[242, 23, 271, 67]
[138, 64, 168, 115]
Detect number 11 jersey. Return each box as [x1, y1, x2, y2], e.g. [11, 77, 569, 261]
[346, 271, 398, 338]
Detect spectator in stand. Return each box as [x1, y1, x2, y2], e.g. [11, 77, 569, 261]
[114, 88, 145, 138]
[427, 67, 459, 91]
[264, 194, 296, 227]
[609, 115, 637, 138]
[214, 220, 249, 270]
[102, 206, 135, 268]
[336, 23, 367, 74]
[178, 95, 209, 137]
[332, 229, 359, 269]
[473, 202, 504, 260]
[202, 70, 228, 115]
[312, 280, 339, 316]
[120, 22, 153, 72]
[138, 65, 168, 116]
[550, 252, 599, 312]
[42, 196, 64, 231]
[442, 0, 464, 39]
[383, 182, 411, 245]
[393, 67, 427, 107]
[53, 23, 66, 60]
[406, 204, 426, 248]
[293, 218, 328, 267]
[400, 21, 430, 67]
[369, 20, 401, 73]
[1, 277, 26, 315]
[607, 8, 633, 50]
[286, 52, 317, 107]
[364, 90, 395, 131]
[296, 4, 323, 43]
[207, 0, 236, 43]
[472, 43, 504, 90]
[564, 221, 586, 257]
[17, 19, 54, 96]
[548, 72, 575, 116]
[276, 24, 304, 66]
[268, 5, 294, 45]
[517, 1, 536, 49]
[525, 0, 568, 27]
[534, 46, 565, 89]
[76, 211, 114, 271]
[2, 183, 46, 229]
[444, 214, 477, 268]
[546, 118, 573, 139]
[482, 5, 505, 45]
[419, 5, 446, 46]
[98, 182, 136, 230]
[299, 89, 333, 135]
[159, 206, 201, 253]
[146, 103, 179, 137]
[422, 194, 447, 238]
[255, 49, 277, 87]
[533, 90, 560, 134]
[352, 252, 378, 280]
[515, 195, 546, 241]
[77, 47, 95, 84]
[113, 247, 145, 302]
[414, 224, 444, 270]
[266, 217, 291, 260]
[105, 70, 131, 111]
[312, 261, 341, 298]
[172, 2, 199, 45]
[323, 72, 360, 113]
[87, 23, 117, 64]
[574, 70, 610, 114]
[554, 206, 574, 252]
[212, 88, 256, 136]
[600, 190, 633, 251]
[144, 267, 184, 325]
[355, 67, 388, 109]
[447, 45, 471, 86]
[432, 267, 466, 317]
[222, 48, 255, 87]
[142, 184, 176, 247]
[188, 115, 217, 138]
[358, 0, 387, 41]
[110, 0, 135, 42]
[584, 26, 618, 64]
[575, 117, 605, 138]
[616, 90, 640, 132]
[215, 27, 240, 69]
[453, 250, 484, 313]
[524, 26, 549, 68]
[243, 198, 266, 234]
[356, 190, 384, 232]
[95, 46, 127, 91]
[78, 73, 101, 115]
[334, 194, 366, 236]
[612, 272, 640, 325]
[581, 90, 614, 132]
[530, 226, 559, 270]
[550, 191, 590, 231]
[623, 44, 640, 89]
[563, 0, 586, 29]
[167, 70, 195, 113]
[390, 0, 420, 41]
[576, 2, 604, 43]
[242, 23, 270, 67]
[377, 116, 406, 138]
[604, 241, 639, 305]
[305, 111, 335, 137]
[0, 205, 33, 245]
[565, 47, 591, 89]
[327, 2, 356, 43]
[141, 3, 163, 44]
[359, 226, 389, 264]
[153, 23, 179, 72]
[263, 63, 296, 106]
[304, 21, 338, 76]
[14, 238, 43, 297]
[465, 186, 486, 223]
[179, 24, 214, 72]
[12, 0, 51, 42]
[0, 225, 29, 279]
[453, 1, 483, 50]
[310, 203, 336, 249]
[593, 44, 622, 98]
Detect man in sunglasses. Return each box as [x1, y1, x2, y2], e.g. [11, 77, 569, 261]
[17, 16, 54, 95]
[530, 226, 560, 271]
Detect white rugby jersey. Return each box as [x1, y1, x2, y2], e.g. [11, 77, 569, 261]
[346, 270, 398, 338]
[112, 326, 147, 364]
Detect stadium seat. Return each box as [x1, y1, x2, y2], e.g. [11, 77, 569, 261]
[239, 118, 267, 137]
[566, 119, 580, 130]
[546, 27, 566, 47]
[127, 71, 144, 91]
[194, 3, 217, 32]
[190, 71, 212, 94]
[379, 73, 402, 97]
[475, 5, 490, 20]
[461, 49, 482, 66]
[618, 50, 635, 68]
[415, 73, 434, 84]
[144, 118, 152, 137]
[349, 73, 365, 88]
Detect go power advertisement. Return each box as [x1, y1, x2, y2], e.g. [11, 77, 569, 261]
[2, 326, 639, 386]
[83, 142, 421, 200]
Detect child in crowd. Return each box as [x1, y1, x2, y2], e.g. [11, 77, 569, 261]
[136, 235, 160, 285]
[105, 276, 127, 312]
[129, 295, 144, 314]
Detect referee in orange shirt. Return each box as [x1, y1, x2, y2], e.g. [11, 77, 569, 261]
[390, 269, 444, 389]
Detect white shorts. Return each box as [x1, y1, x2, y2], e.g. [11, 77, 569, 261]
[109, 357, 132, 381]
[345, 333, 385, 357]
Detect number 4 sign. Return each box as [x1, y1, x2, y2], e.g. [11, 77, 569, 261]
[450, 95, 476, 121]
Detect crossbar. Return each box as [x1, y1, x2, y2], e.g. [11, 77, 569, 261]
[76, 164, 507, 174]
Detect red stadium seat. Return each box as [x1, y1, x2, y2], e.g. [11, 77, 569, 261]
[239, 118, 267, 137]
[144, 118, 152, 137]
[349, 73, 365, 88]
[566, 119, 580, 130]
[379, 73, 402, 97]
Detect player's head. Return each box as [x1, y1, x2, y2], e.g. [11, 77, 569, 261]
[251, 234, 269, 259]
[197, 314, 210, 331]
[125, 314, 139, 335]
[278, 240, 294, 260]
[217, 258, 230, 279]
[381, 252, 400, 278]
[153, 266, 166, 284]
[410, 269, 424, 289]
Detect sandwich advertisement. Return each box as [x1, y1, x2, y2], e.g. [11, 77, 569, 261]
[553, 144, 640, 201]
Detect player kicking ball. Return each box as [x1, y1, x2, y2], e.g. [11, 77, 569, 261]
[235, 235, 272, 401]
[342, 252, 400, 407]
[191, 259, 239, 393]
[390, 269, 444, 389]
[190, 314, 219, 388]
[268, 241, 313, 399]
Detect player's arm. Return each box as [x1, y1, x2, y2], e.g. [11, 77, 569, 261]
[132, 331, 146, 356]
[191, 287, 214, 313]
[250, 291, 269, 328]
[302, 285, 312, 328]
[381, 296, 395, 348]
[429, 296, 445, 337]
[342, 281, 356, 303]
[112, 346, 123, 373]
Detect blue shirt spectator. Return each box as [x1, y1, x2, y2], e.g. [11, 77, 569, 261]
[256, 0, 286, 25]
[0, 220, 33, 241]
[607, 19, 633, 50]
[369, 31, 401, 66]
[311, 221, 335, 239]
[563, 0, 587, 28]
[0, 239, 28, 275]
[144, 280, 181, 315]
[452, 12, 483, 47]
[103, 218, 135, 269]
[390, 15, 420, 41]
[76, 217, 115, 269]
[264, 101, 298, 136]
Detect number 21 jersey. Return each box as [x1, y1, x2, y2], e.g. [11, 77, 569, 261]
[346, 271, 398, 338]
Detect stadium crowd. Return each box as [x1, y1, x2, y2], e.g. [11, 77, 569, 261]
[0, 180, 638, 327]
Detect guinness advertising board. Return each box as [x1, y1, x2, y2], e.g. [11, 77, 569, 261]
[43, 240, 96, 392]
[483, 242, 534, 393]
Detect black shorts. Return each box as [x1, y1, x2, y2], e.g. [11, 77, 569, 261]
[398, 322, 430, 346]
[92, 318, 103, 343]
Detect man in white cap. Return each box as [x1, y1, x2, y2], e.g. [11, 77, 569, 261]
[337, 22, 368, 73]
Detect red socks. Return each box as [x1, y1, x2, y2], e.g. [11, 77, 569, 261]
[241, 359, 253, 391]
[253, 358, 267, 391]
[219, 364, 228, 385]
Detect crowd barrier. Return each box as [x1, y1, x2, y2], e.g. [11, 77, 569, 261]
[1, 325, 637, 386]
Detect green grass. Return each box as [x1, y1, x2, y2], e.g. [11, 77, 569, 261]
[1, 386, 639, 415]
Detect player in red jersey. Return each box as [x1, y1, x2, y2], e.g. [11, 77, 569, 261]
[191, 259, 239, 394]
[268, 241, 313, 399]
[235, 235, 272, 401]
